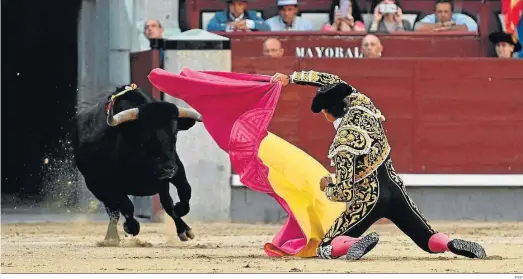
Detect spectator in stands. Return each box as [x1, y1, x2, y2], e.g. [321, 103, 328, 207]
[322, 0, 366, 32]
[263, 38, 285, 57]
[488, 31, 522, 59]
[265, 0, 314, 31]
[207, 0, 270, 32]
[143, 19, 165, 39]
[414, 0, 477, 32]
[369, 0, 412, 32]
[361, 34, 383, 58]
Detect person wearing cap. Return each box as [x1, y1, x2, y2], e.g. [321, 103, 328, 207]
[265, 0, 314, 31]
[488, 31, 522, 59]
[269, 70, 487, 260]
[207, 0, 270, 32]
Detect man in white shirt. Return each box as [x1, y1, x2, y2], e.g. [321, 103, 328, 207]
[414, 0, 477, 32]
[265, 0, 314, 31]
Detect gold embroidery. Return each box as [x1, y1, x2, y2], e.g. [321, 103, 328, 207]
[328, 125, 372, 158]
[328, 92, 390, 184]
[291, 70, 346, 86]
[325, 154, 355, 202]
[317, 172, 380, 258]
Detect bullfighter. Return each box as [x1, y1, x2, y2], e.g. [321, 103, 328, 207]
[270, 70, 487, 260]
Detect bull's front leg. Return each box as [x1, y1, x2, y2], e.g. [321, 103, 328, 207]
[159, 186, 195, 241]
[170, 156, 192, 218]
[115, 195, 141, 236]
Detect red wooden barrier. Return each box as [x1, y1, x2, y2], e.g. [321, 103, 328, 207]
[232, 57, 523, 174]
[219, 32, 484, 58]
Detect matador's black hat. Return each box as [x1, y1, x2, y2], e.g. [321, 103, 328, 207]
[488, 31, 522, 53]
[311, 83, 354, 117]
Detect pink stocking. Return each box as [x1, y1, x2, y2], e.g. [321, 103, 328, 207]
[331, 236, 361, 257]
[428, 232, 451, 253]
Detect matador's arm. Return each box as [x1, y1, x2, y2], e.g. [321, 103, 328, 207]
[289, 70, 347, 87]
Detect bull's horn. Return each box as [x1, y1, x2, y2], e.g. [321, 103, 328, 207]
[177, 106, 202, 122]
[107, 108, 139, 126]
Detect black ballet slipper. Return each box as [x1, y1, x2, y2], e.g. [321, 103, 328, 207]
[447, 239, 487, 259]
[346, 232, 380, 260]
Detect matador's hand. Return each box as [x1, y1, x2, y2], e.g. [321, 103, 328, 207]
[270, 73, 290, 87]
[319, 175, 333, 192]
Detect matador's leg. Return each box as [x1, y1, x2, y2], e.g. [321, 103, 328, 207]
[382, 158, 486, 259]
[317, 172, 385, 260]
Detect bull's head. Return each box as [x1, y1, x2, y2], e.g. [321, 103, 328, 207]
[105, 84, 201, 180]
[106, 84, 202, 127]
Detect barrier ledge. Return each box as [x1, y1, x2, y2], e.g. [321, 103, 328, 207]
[213, 31, 479, 38]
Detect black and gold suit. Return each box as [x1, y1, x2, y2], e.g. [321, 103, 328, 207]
[289, 70, 438, 259]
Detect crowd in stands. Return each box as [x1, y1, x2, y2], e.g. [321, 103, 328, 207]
[141, 0, 522, 59]
[206, 0, 479, 33]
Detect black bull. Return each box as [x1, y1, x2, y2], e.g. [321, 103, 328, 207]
[73, 84, 201, 242]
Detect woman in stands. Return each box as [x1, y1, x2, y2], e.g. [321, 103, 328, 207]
[368, 0, 412, 32]
[322, 0, 366, 32]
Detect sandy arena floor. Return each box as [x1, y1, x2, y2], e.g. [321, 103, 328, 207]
[2, 217, 522, 273]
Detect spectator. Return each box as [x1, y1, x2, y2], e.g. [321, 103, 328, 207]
[265, 0, 314, 31]
[207, 0, 270, 32]
[414, 0, 477, 32]
[361, 34, 383, 58]
[263, 38, 285, 57]
[322, 0, 366, 32]
[488, 31, 522, 59]
[369, 0, 412, 33]
[143, 19, 165, 39]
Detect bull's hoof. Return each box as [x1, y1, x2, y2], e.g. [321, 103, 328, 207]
[104, 234, 121, 243]
[178, 232, 190, 242]
[185, 229, 195, 240]
[123, 218, 140, 236]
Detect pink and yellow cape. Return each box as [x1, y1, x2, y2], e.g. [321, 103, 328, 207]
[148, 68, 344, 257]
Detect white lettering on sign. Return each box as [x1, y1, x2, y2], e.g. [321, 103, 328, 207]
[295, 47, 363, 58]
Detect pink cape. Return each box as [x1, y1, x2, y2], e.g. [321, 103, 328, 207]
[147, 68, 306, 256]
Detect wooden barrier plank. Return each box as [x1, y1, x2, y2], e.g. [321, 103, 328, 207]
[416, 121, 523, 173]
[415, 59, 523, 79]
[229, 58, 523, 175]
[223, 33, 482, 58]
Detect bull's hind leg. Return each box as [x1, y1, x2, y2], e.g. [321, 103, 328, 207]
[104, 205, 121, 242]
[159, 186, 194, 241]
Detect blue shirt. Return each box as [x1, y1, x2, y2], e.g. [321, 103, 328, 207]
[265, 15, 314, 31]
[207, 10, 270, 32]
[418, 13, 478, 32]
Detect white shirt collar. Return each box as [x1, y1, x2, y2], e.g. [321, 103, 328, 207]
[333, 118, 342, 130]
[229, 12, 245, 21]
[279, 16, 296, 30]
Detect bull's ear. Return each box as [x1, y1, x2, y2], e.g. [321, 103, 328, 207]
[177, 118, 196, 131]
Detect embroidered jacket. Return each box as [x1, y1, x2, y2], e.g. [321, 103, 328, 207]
[290, 70, 390, 202]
